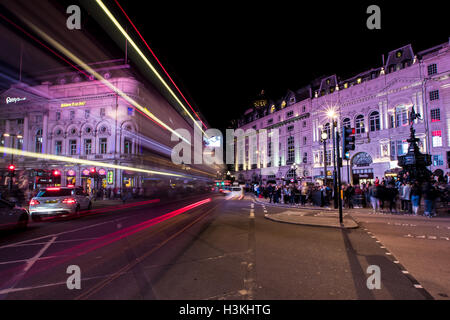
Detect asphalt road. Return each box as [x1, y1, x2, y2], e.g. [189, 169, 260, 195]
[0, 193, 435, 300]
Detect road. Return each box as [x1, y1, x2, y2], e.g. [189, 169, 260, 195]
[0, 193, 441, 300]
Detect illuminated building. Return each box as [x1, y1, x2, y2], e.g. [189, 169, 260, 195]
[234, 41, 450, 185]
[0, 60, 214, 191]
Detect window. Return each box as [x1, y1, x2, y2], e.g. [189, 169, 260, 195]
[323, 123, 331, 138]
[343, 118, 351, 128]
[124, 139, 132, 154]
[17, 138, 23, 150]
[85, 110, 90, 119]
[287, 125, 294, 132]
[303, 121, 307, 128]
[396, 106, 408, 127]
[433, 155, 443, 166]
[369, 111, 380, 131]
[69, 140, 77, 155]
[397, 140, 408, 156]
[84, 139, 92, 155]
[325, 150, 332, 166]
[267, 119, 273, 125]
[302, 106, 306, 113]
[17, 119, 24, 125]
[303, 152, 308, 164]
[100, 108, 106, 117]
[85, 127, 92, 135]
[56, 112, 61, 121]
[432, 131, 442, 147]
[36, 115, 42, 123]
[70, 111, 75, 120]
[286, 137, 295, 165]
[303, 137, 307, 145]
[355, 115, 365, 134]
[100, 138, 107, 154]
[431, 109, 440, 122]
[428, 64, 437, 76]
[286, 111, 294, 118]
[389, 115, 395, 128]
[429, 90, 439, 101]
[127, 107, 134, 116]
[55, 141, 62, 155]
[35, 129, 43, 153]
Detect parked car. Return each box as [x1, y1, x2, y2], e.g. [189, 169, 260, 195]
[29, 187, 92, 222]
[0, 199, 29, 230]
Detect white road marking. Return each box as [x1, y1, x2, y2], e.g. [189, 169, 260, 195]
[0, 217, 129, 250]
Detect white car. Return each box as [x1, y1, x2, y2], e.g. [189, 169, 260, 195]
[226, 186, 244, 199]
[29, 187, 92, 222]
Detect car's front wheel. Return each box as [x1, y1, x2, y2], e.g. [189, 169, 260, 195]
[87, 201, 92, 211]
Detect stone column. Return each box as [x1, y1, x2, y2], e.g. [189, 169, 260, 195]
[42, 113, 48, 154]
[23, 116, 29, 151]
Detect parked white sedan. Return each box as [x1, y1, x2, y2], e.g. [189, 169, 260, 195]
[29, 187, 92, 222]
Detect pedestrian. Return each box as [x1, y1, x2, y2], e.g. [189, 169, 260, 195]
[369, 183, 380, 214]
[410, 181, 421, 215]
[422, 181, 436, 217]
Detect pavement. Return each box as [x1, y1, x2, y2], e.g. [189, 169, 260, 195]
[252, 195, 358, 229]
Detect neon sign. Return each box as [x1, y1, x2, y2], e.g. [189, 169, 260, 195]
[61, 101, 86, 108]
[6, 97, 27, 104]
[107, 170, 114, 184]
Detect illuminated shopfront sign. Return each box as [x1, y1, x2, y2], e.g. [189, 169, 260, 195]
[67, 169, 76, 176]
[107, 170, 114, 185]
[61, 101, 86, 108]
[82, 169, 90, 176]
[6, 97, 27, 104]
[98, 168, 107, 176]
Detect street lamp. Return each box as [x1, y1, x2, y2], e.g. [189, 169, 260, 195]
[321, 132, 328, 186]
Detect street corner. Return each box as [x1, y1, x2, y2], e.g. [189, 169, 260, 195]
[264, 210, 359, 229]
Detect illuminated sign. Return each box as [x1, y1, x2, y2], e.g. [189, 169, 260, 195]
[61, 101, 86, 108]
[107, 170, 114, 184]
[82, 169, 90, 176]
[98, 168, 107, 176]
[67, 169, 76, 176]
[6, 97, 27, 104]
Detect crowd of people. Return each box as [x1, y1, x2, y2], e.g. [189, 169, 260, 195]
[248, 172, 450, 217]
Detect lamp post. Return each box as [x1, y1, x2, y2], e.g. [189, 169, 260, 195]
[291, 163, 299, 184]
[321, 132, 328, 186]
[326, 110, 339, 210]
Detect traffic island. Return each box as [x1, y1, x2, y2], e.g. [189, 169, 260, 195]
[264, 210, 359, 229]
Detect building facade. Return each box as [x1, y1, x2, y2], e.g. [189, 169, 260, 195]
[0, 61, 215, 193]
[234, 40, 450, 186]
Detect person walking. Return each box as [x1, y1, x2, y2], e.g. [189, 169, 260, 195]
[422, 181, 436, 217]
[410, 181, 421, 215]
[369, 183, 380, 214]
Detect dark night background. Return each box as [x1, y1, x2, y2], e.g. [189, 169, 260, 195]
[2, 0, 450, 131]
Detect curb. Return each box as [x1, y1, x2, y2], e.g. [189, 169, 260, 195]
[264, 213, 360, 229]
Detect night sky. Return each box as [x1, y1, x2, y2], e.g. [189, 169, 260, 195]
[3, 1, 449, 131]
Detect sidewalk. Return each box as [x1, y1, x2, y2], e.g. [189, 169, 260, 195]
[252, 195, 359, 229]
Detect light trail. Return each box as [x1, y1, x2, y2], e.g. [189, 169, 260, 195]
[113, 0, 208, 129]
[95, 0, 208, 137]
[18, 17, 190, 145]
[0, 147, 186, 178]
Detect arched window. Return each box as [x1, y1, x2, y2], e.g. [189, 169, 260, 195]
[343, 118, 351, 128]
[323, 123, 331, 138]
[355, 115, 365, 134]
[35, 129, 43, 153]
[369, 111, 380, 131]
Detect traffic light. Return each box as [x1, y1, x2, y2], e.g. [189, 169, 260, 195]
[342, 127, 356, 160]
[8, 164, 15, 178]
[52, 169, 61, 176]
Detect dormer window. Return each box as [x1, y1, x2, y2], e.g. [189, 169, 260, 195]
[270, 105, 276, 113]
[281, 101, 287, 109]
[396, 50, 403, 58]
[357, 78, 362, 84]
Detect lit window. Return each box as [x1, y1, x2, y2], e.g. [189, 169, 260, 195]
[84, 139, 92, 155]
[286, 137, 295, 165]
[355, 115, 365, 134]
[432, 131, 442, 147]
[286, 111, 294, 118]
[433, 155, 443, 166]
[343, 118, 351, 128]
[69, 140, 77, 155]
[55, 141, 63, 155]
[395, 106, 408, 127]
